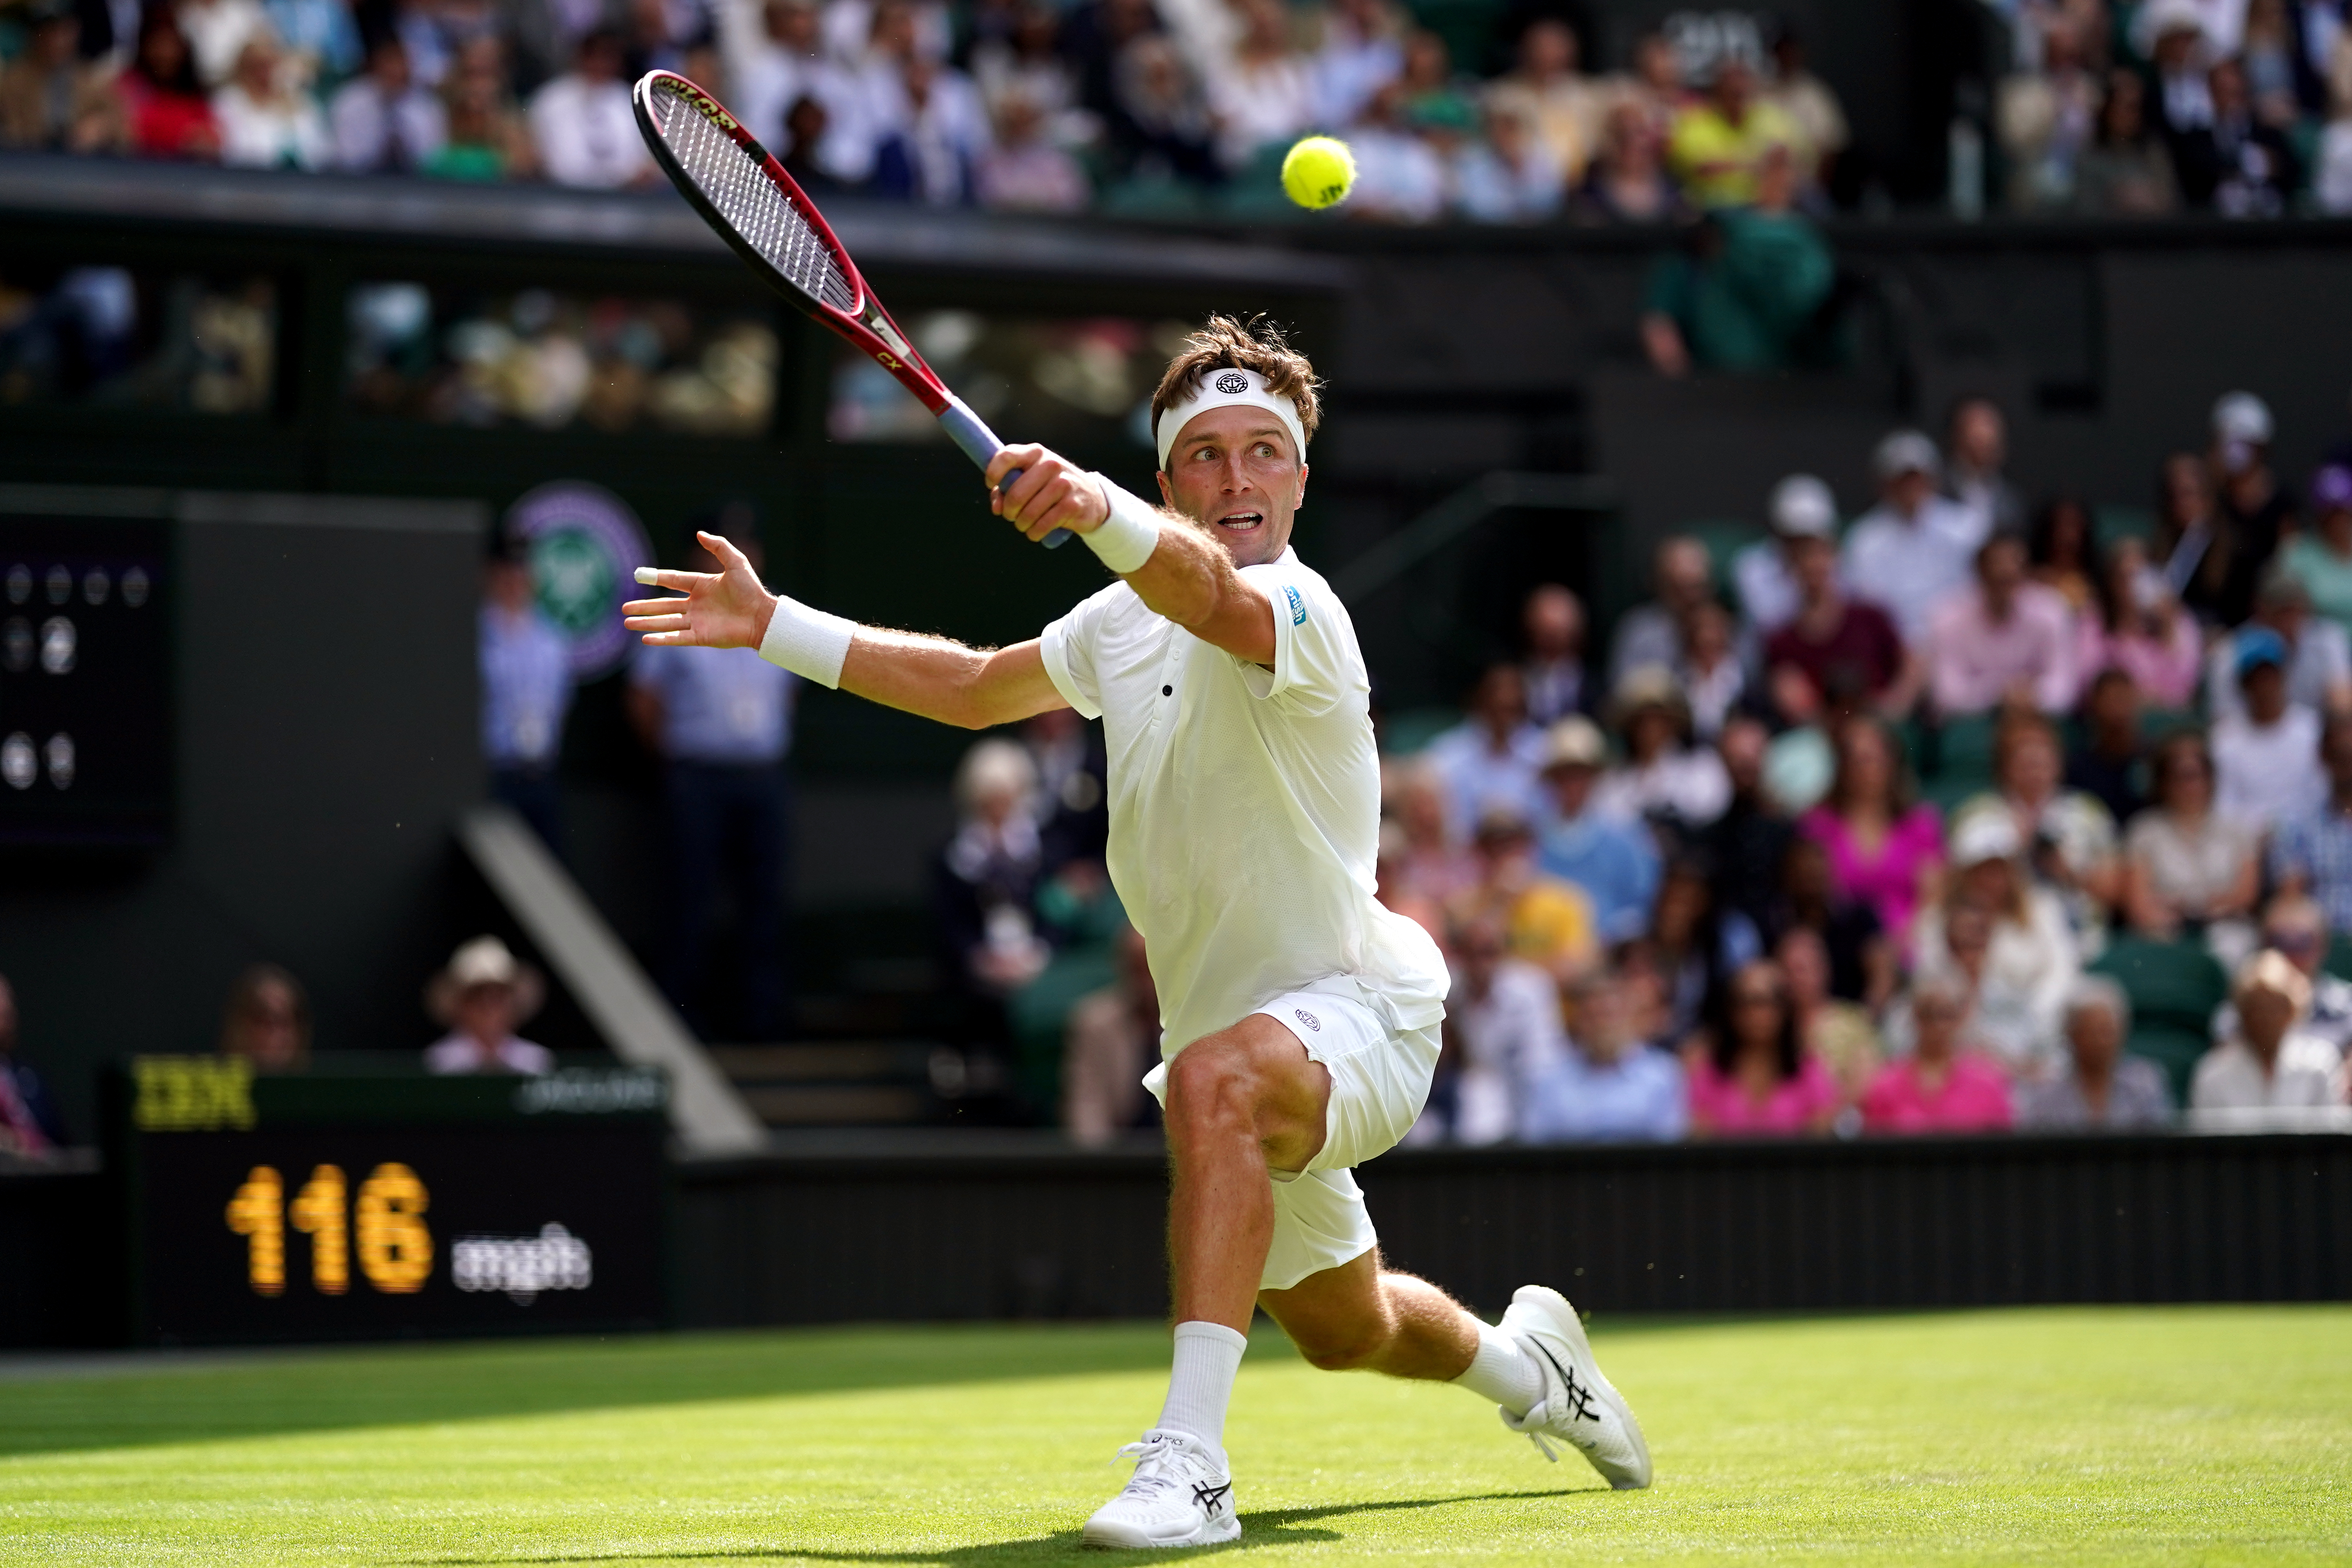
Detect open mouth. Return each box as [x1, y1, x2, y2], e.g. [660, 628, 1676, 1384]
[1217, 511, 1264, 531]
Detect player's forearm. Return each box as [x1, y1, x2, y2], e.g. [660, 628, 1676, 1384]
[837, 628, 1060, 730]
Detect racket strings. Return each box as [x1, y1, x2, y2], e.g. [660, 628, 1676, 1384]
[656, 88, 857, 314]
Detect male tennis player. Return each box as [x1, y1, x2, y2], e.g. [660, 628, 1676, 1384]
[623, 317, 1649, 1547]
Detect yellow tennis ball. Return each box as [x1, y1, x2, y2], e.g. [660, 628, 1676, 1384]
[1281, 136, 1356, 210]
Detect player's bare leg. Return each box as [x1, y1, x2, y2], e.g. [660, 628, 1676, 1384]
[1257, 1250, 1478, 1378]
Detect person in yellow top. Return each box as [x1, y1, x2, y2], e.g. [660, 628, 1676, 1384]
[1667, 55, 1798, 209]
[1453, 808, 1599, 982]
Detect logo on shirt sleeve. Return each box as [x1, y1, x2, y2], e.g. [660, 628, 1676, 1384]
[1283, 585, 1306, 626]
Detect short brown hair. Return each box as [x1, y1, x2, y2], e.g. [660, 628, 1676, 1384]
[1149, 314, 1322, 463]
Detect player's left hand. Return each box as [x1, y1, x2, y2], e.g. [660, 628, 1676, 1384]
[986, 445, 1109, 544]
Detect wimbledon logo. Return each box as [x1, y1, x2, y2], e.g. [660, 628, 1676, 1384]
[505, 481, 654, 680]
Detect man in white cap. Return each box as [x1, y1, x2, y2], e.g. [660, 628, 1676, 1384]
[2212, 389, 2293, 572]
[1840, 427, 1988, 646]
[423, 936, 554, 1076]
[1730, 471, 1837, 638]
[622, 315, 1650, 1547]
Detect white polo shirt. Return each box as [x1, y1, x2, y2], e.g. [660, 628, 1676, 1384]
[1039, 543, 1449, 1058]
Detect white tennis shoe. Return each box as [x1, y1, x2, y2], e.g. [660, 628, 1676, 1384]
[1081, 1428, 1241, 1549]
[1495, 1285, 1653, 1489]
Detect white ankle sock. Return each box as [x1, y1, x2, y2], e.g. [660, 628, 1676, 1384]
[1157, 1321, 1248, 1455]
[1453, 1321, 1544, 1417]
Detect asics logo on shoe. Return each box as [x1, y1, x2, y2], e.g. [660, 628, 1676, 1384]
[1533, 1343, 1602, 1423]
[1191, 1481, 1232, 1516]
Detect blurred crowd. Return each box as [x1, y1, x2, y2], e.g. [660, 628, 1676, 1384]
[1991, 0, 2352, 216]
[1016, 386, 2352, 1146]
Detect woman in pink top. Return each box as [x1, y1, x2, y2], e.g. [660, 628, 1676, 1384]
[1799, 716, 1943, 945]
[1860, 972, 2013, 1134]
[1683, 959, 1840, 1137]
[2074, 537, 2202, 708]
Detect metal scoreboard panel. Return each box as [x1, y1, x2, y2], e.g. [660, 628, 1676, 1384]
[109, 1060, 670, 1345]
[0, 510, 172, 846]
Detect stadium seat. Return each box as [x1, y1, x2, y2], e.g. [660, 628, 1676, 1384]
[2086, 935, 2227, 1105]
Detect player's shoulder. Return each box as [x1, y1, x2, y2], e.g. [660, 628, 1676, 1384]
[1239, 548, 1347, 622]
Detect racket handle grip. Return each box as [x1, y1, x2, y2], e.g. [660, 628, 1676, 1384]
[938, 397, 1071, 549]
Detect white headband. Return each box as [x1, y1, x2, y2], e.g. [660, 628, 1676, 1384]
[1154, 367, 1307, 472]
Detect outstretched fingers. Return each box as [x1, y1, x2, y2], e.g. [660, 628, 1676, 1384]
[633, 566, 711, 593]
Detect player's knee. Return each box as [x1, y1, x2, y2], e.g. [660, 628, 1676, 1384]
[1164, 1042, 1259, 1139]
[1293, 1318, 1391, 1372]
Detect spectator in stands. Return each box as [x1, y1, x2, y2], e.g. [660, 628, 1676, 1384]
[1701, 715, 1793, 934]
[1110, 33, 1218, 188]
[1800, 716, 1943, 946]
[2065, 667, 2153, 826]
[2153, 451, 2240, 627]
[1677, 601, 1745, 742]
[1062, 924, 1155, 1146]
[1997, 14, 2100, 210]
[970, 1, 1082, 133]
[1453, 102, 1566, 223]
[1927, 533, 2078, 718]
[426, 37, 537, 181]
[876, 53, 993, 204]
[1519, 583, 1589, 724]
[2142, 0, 2217, 165]
[628, 517, 799, 1038]
[1683, 958, 1839, 1137]
[1842, 429, 1990, 647]
[1665, 54, 1795, 209]
[263, 0, 361, 87]
[2213, 391, 2295, 579]
[2074, 67, 2180, 214]
[1307, 0, 1406, 131]
[1522, 969, 1687, 1142]
[115, 6, 221, 159]
[0, 0, 126, 152]
[2319, 55, 2352, 213]
[179, 0, 267, 88]
[2211, 892, 2352, 1053]
[2179, 56, 2300, 215]
[1651, 855, 1760, 1040]
[1967, 714, 2122, 932]
[1424, 662, 1546, 841]
[976, 91, 1088, 210]
[1860, 970, 2013, 1134]
[1207, 0, 1313, 171]
[1343, 82, 1446, 221]
[1762, 519, 1914, 724]
[1387, 760, 1479, 907]
[423, 936, 555, 1075]
[1766, 835, 1895, 1011]
[1639, 146, 1831, 376]
[1594, 665, 1731, 835]
[2215, 628, 2329, 834]
[217, 963, 311, 1072]
[1609, 535, 1712, 686]
[1614, 29, 1687, 143]
[736, 0, 855, 159]
[531, 27, 655, 187]
[2121, 730, 2259, 953]
[1021, 706, 1108, 876]
[1946, 396, 2027, 539]
[2015, 976, 2174, 1130]
[2029, 495, 2098, 615]
[0, 974, 69, 1155]
[1733, 472, 1836, 637]
[332, 33, 445, 172]
[2191, 949, 2346, 1120]
[1481, 18, 1597, 186]
[1915, 811, 2079, 1079]
[2079, 538, 2202, 709]
[480, 532, 573, 854]
[1440, 910, 1570, 1144]
[1453, 808, 1598, 983]
[1762, 27, 1847, 203]
[212, 33, 331, 170]
[1535, 716, 1660, 944]
[1569, 97, 1685, 223]
[1777, 923, 1879, 1109]
[2207, 572, 2352, 724]
[934, 737, 1052, 1001]
[2272, 714, 2352, 931]
[2282, 466, 2352, 635]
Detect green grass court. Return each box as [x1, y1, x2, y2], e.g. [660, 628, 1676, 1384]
[2, 1307, 2345, 1565]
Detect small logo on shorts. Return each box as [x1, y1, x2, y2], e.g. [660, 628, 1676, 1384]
[1294, 1009, 1321, 1032]
[1213, 371, 1250, 395]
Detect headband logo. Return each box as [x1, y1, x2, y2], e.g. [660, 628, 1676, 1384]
[1213, 371, 1249, 395]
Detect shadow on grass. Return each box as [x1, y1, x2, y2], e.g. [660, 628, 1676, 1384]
[0, 1323, 1192, 1460]
[404, 1489, 1600, 1566]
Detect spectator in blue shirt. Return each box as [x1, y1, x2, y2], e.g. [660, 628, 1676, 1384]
[1535, 714, 1661, 943]
[1522, 969, 1687, 1142]
[2271, 713, 2352, 935]
[627, 510, 800, 1039]
[480, 534, 574, 854]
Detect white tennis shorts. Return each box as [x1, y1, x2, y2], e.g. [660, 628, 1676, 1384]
[1144, 984, 1442, 1292]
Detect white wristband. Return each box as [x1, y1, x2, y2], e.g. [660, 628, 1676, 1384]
[756, 592, 857, 689]
[1084, 474, 1163, 576]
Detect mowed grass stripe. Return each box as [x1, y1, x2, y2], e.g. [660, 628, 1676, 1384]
[0, 1307, 2344, 1566]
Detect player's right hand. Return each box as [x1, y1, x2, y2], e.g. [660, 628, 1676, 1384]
[622, 531, 777, 651]
[987, 444, 1109, 545]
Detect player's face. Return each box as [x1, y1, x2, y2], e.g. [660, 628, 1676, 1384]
[1157, 404, 1308, 570]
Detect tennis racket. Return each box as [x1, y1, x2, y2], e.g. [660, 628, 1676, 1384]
[632, 69, 1069, 547]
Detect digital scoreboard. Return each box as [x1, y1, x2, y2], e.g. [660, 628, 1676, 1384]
[108, 1059, 670, 1345]
[0, 510, 172, 846]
